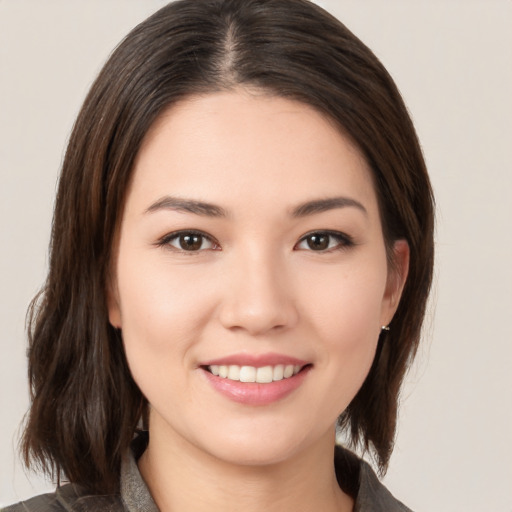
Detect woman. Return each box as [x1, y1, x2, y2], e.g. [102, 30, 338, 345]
[4, 0, 434, 511]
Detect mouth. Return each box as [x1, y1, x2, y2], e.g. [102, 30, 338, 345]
[202, 363, 309, 384]
[199, 354, 312, 405]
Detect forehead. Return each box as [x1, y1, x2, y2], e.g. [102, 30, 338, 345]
[128, 90, 378, 216]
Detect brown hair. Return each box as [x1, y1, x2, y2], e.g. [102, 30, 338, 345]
[23, 0, 434, 494]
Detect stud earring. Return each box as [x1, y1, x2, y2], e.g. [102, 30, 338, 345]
[381, 325, 390, 331]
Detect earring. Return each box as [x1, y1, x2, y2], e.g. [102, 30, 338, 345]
[381, 325, 390, 331]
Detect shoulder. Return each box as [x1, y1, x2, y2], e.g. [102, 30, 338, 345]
[2, 484, 125, 512]
[334, 445, 414, 512]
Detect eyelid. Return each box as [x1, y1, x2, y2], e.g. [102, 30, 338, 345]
[295, 230, 354, 251]
[156, 229, 220, 252]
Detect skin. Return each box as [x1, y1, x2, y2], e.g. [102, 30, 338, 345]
[108, 90, 409, 512]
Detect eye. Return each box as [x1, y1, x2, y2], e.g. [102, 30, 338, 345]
[158, 230, 219, 252]
[295, 231, 353, 252]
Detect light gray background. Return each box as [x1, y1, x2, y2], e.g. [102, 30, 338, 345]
[1, 1, 511, 510]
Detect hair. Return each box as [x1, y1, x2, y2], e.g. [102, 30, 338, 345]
[22, 0, 434, 495]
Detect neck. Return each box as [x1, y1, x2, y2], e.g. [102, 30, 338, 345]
[138, 418, 353, 512]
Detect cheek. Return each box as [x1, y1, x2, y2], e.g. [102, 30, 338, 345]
[317, 310, 380, 420]
[299, 256, 388, 339]
[116, 248, 214, 335]
[297, 258, 387, 405]
[114, 250, 218, 388]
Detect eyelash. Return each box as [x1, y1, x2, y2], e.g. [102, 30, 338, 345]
[156, 230, 220, 253]
[295, 230, 354, 252]
[156, 230, 354, 253]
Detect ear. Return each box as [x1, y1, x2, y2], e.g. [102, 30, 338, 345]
[380, 239, 410, 327]
[106, 275, 122, 329]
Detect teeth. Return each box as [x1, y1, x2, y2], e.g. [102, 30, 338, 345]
[283, 365, 294, 378]
[240, 366, 256, 382]
[208, 363, 303, 383]
[273, 364, 284, 381]
[256, 366, 273, 383]
[228, 365, 240, 380]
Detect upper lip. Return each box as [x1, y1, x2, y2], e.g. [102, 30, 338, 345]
[200, 353, 310, 368]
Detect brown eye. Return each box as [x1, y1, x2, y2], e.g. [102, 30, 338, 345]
[162, 231, 216, 252]
[296, 231, 354, 252]
[180, 234, 203, 250]
[306, 234, 329, 251]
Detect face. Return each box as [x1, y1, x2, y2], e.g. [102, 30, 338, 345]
[108, 90, 408, 466]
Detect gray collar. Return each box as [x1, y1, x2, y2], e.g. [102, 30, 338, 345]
[120, 442, 159, 512]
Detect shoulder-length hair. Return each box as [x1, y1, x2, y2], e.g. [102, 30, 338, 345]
[23, 0, 434, 494]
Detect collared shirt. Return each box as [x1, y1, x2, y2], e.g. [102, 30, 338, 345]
[2, 437, 412, 512]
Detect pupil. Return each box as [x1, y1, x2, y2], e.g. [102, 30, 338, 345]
[180, 234, 202, 250]
[308, 234, 328, 250]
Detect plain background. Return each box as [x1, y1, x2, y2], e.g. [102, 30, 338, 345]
[1, 1, 511, 510]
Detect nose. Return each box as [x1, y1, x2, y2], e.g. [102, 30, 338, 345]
[218, 250, 299, 336]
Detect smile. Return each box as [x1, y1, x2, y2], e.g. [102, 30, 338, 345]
[207, 364, 303, 383]
[200, 354, 311, 405]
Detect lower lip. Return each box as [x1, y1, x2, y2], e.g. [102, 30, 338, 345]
[202, 366, 311, 406]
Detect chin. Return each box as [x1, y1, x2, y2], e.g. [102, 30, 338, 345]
[193, 420, 326, 468]
[207, 440, 302, 467]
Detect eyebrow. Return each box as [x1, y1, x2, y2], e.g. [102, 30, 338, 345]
[144, 195, 367, 218]
[145, 196, 228, 217]
[291, 197, 367, 217]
